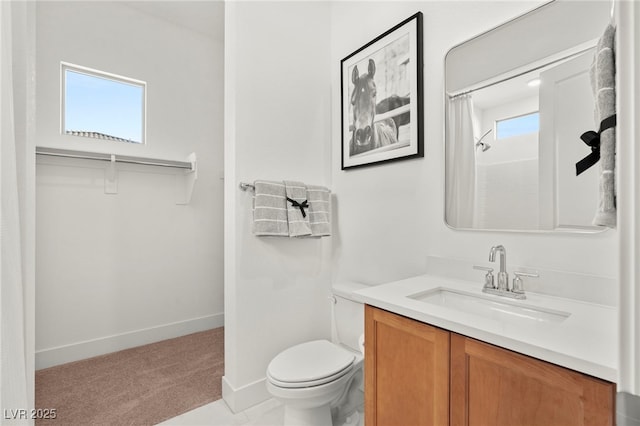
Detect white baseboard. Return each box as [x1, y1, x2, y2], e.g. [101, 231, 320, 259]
[35, 313, 224, 370]
[222, 375, 270, 413]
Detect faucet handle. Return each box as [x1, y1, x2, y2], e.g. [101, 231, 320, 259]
[513, 271, 539, 278]
[473, 265, 495, 289]
[512, 271, 539, 294]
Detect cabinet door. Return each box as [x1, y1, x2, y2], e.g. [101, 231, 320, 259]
[450, 333, 615, 426]
[365, 305, 450, 426]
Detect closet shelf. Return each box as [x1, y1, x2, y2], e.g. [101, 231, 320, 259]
[35, 147, 198, 205]
[35, 146, 195, 171]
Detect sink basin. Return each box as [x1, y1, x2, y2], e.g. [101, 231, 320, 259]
[408, 287, 571, 324]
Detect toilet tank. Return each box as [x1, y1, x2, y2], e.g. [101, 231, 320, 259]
[331, 282, 369, 352]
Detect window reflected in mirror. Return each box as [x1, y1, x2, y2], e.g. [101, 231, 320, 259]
[496, 112, 539, 140]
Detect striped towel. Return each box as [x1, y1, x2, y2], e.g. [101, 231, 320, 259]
[284, 181, 312, 237]
[591, 24, 616, 228]
[307, 185, 331, 237]
[252, 180, 288, 236]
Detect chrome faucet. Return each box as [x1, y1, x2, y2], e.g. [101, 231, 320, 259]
[473, 245, 539, 300]
[489, 245, 508, 291]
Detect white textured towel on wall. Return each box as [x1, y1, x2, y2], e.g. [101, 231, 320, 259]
[284, 181, 312, 237]
[252, 180, 331, 238]
[307, 185, 331, 237]
[252, 180, 289, 236]
[591, 23, 617, 228]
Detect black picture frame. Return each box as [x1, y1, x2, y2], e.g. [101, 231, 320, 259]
[341, 12, 424, 170]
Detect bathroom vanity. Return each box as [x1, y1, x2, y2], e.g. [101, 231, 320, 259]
[354, 274, 617, 426]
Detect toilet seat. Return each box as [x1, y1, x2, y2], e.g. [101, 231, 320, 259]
[267, 340, 356, 389]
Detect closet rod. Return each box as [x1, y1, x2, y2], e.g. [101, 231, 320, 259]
[35, 146, 194, 170]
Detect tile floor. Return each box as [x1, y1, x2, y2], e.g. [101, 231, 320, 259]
[158, 398, 285, 426]
[159, 397, 640, 426]
[158, 397, 365, 426]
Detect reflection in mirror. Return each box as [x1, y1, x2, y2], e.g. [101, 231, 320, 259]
[445, 0, 611, 232]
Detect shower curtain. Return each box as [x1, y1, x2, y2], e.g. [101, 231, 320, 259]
[1, 0, 31, 419]
[446, 94, 477, 228]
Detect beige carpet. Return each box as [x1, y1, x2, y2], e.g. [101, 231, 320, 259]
[35, 327, 224, 426]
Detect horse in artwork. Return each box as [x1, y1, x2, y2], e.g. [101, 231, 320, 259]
[350, 59, 400, 156]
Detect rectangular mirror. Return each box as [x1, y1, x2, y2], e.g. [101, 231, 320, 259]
[444, 0, 612, 232]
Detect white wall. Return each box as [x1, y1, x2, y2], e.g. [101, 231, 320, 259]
[330, 1, 618, 294]
[223, 1, 333, 412]
[35, 1, 225, 369]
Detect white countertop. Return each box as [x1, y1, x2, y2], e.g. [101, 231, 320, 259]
[353, 274, 618, 382]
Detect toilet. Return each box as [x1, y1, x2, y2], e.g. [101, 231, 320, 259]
[266, 282, 366, 426]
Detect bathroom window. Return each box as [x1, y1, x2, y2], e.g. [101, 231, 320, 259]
[61, 63, 146, 144]
[495, 112, 539, 140]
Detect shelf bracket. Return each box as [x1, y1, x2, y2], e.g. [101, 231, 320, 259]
[175, 152, 197, 205]
[104, 154, 118, 194]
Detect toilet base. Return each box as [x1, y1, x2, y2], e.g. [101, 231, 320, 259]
[283, 404, 331, 426]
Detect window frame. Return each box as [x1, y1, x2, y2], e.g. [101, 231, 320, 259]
[60, 62, 147, 145]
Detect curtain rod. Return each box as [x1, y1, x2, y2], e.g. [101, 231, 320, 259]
[448, 45, 595, 100]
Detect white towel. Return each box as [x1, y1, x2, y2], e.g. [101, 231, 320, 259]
[591, 24, 616, 228]
[307, 185, 331, 237]
[284, 180, 312, 237]
[253, 180, 288, 236]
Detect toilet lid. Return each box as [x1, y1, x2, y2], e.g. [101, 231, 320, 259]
[267, 340, 355, 387]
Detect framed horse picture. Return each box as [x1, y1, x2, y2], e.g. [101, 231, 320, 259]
[341, 12, 424, 170]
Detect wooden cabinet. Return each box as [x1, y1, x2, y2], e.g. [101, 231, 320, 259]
[365, 305, 616, 426]
[450, 333, 615, 426]
[365, 304, 450, 426]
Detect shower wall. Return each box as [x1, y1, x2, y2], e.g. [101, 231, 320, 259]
[475, 96, 539, 229]
[476, 159, 539, 229]
[34, 1, 224, 369]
